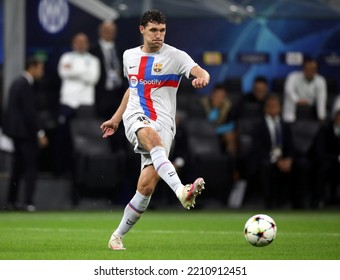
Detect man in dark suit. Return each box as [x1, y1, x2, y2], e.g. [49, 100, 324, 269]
[3, 57, 48, 211]
[90, 20, 126, 152]
[252, 95, 294, 209]
[237, 76, 270, 120]
[310, 104, 340, 208]
[90, 20, 124, 119]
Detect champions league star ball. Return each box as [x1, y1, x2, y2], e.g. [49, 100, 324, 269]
[244, 214, 277, 247]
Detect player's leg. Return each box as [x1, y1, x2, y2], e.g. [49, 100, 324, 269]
[137, 126, 205, 209]
[123, 114, 199, 204]
[137, 126, 183, 192]
[108, 165, 158, 250]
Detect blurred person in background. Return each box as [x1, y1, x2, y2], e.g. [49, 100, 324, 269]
[90, 20, 124, 119]
[252, 95, 294, 209]
[56, 33, 100, 175]
[283, 59, 327, 123]
[3, 57, 48, 211]
[201, 84, 245, 207]
[310, 97, 340, 208]
[238, 76, 270, 119]
[90, 20, 126, 152]
[201, 83, 236, 155]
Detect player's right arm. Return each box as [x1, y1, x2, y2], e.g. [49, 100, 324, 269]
[190, 65, 210, 88]
[100, 88, 130, 138]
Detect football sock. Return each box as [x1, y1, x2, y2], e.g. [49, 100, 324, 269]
[150, 146, 183, 195]
[114, 191, 151, 237]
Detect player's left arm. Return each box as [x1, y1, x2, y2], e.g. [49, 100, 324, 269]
[190, 65, 210, 88]
[100, 88, 130, 138]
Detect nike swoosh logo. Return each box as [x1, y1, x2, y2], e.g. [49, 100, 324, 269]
[168, 171, 176, 177]
[126, 219, 135, 225]
[129, 66, 138, 69]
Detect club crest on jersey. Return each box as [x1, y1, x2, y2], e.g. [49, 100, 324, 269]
[153, 63, 163, 73]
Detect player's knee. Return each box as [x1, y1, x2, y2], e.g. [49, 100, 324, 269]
[137, 127, 162, 151]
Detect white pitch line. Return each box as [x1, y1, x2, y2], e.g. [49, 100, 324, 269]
[132, 229, 240, 235]
[132, 230, 340, 237]
[5, 227, 340, 237]
[6, 227, 104, 233]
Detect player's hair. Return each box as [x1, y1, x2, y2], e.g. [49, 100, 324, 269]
[140, 9, 166, 27]
[25, 56, 43, 70]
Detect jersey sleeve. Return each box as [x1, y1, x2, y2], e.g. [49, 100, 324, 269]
[174, 50, 197, 79]
[122, 50, 129, 79]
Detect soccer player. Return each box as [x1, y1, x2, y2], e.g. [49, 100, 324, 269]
[100, 10, 210, 250]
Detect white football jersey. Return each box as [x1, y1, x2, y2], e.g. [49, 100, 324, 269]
[122, 43, 197, 136]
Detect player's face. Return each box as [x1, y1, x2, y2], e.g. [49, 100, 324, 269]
[140, 22, 166, 52]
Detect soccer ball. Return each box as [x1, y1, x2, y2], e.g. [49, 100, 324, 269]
[244, 214, 277, 247]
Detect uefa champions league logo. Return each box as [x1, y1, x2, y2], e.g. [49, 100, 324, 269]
[38, 0, 69, 34]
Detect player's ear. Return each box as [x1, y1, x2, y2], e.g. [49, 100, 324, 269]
[139, 25, 144, 34]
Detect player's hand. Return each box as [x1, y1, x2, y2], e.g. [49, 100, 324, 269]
[100, 119, 119, 138]
[192, 77, 209, 88]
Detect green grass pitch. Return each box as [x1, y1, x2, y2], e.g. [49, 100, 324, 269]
[0, 210, 339, 260]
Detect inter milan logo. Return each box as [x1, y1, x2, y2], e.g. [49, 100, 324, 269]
[153, 63, 163, 73]
[38, 0, 69, 34]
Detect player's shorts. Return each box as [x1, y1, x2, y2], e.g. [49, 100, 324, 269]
[123, 113, 173, 169]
